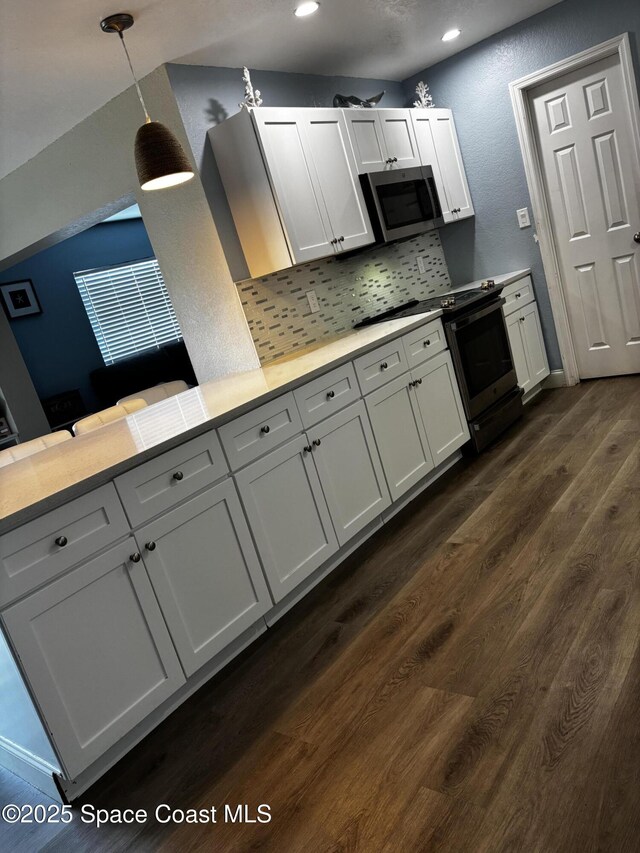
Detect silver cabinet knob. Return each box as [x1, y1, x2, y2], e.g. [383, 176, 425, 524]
[130, 552, 141, 563]
[312, 439, 321, 447]
[423, 339, 431, 347]
[173, 471, 184, 481]
[520, 316, 525, 323]
[55, 535, 68, 547]
[303, 445, 312, 453]
[634, 232, 640, 244]
[260, 425, 270, 434]
[145, 542, 156, 552]
[380, 361, 388, 370]
[327, 390, 335, 399]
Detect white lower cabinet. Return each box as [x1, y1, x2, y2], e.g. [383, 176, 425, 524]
[412, 350, 470, 466]
[506, 301, 550, 394]
[235, 436, 338, 602]
[366, 373, 435, 502]
[308, 401, 390, 547]
[2, 539, 185, 778]
[136, 479, 272, 678]
[505, 302, 549, 394]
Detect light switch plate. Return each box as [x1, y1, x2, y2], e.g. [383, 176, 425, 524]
[517, 207, 531, 228]
[417, 256, 427, 275]
[306, 289, 320, 313]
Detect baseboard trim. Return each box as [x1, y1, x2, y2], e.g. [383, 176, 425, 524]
[0, 736, 61, 802]
[542, 369, 567, 389]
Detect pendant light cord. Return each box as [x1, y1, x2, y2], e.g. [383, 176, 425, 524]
[118, 31, 151, 123]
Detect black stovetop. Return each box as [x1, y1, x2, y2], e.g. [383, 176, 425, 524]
[353, 284, 504, 329]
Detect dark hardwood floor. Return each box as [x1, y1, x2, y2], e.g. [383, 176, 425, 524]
[2, 376, 639, 852]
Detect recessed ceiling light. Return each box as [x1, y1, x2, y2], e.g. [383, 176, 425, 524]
[442, 28, 461, 42]
[295, 1, 320, 17]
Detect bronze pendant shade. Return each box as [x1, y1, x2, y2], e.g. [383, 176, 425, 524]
[135, 121, 194, 191]
[101, 13, 195, 192]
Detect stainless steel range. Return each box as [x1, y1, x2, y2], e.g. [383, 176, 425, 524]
[354, 282, 523, 452]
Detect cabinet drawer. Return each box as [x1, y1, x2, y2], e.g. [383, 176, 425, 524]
[294, 362, 360, 428]
[0, 484, 129, 607]
[402, 319, 446, 368]
[354, 338, 408, 395]
[115, 431, 228, 527]
[219, 392, 302, 471]
[502, 275, 535, 316]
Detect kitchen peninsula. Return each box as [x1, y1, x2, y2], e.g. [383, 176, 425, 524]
[0, 269, 538, 804]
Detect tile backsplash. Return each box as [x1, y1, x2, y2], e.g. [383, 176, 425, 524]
[237, 232, 452, 363]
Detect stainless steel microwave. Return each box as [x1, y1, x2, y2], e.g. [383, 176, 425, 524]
[360, 165, 444, 243]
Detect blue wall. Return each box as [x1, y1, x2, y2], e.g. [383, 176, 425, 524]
[0, 219, 153, 411]
[166, 64, 405, 280]
[403, 0, 640, 370]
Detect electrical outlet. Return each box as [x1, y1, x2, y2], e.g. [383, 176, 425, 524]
[306, 289, 320, 313]
[517, 207, 531, 228]
[417, 256, 427, 275]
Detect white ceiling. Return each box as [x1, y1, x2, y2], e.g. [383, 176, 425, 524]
[0, 0, 563, 180]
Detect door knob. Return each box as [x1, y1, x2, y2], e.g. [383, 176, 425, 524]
[634, 232, 640, 244]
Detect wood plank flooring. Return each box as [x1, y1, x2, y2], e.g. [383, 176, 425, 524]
[2, 377, 639, 852]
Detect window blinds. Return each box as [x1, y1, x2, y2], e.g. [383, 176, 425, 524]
[74, 258, 182, 365]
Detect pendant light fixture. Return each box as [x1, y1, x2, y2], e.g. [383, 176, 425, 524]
[100, 13, 195, 191]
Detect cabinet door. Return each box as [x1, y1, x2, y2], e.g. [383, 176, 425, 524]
[366, 373, 435, 502]
[343, 111, 389, 173]
[137, 480, 272, 677]
[303, 110, 375, 253]
[521, 302, 550, 388]
[2, 539, 185, 778]
[252, 109, 334, 263]
[235, 436, 338, 602]
[506, 309, 533, 393]
[309, 401, 390, 546]
[378, 110, 421, 169]
[413, 351, 470, 465]
[410, 112, 451, 220]
[427, 110, 474, 221]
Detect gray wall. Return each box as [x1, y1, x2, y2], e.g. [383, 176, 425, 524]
[403, 0, 640, 370]
[166, 64, 405, 281]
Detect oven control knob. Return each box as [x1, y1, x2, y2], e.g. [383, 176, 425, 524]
[441, 297, 456, 308]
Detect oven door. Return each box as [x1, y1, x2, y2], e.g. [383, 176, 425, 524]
[365, 166, 444, 241]
[445, 301, 518, 420]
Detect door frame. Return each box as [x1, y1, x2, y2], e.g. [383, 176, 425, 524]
[509, 33, 640, 386]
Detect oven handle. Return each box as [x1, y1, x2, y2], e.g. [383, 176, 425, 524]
[448, 298, 505, 330]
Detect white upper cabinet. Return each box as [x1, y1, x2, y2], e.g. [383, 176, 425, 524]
[210, 108, 374, 277]
[411, 109, 474, 222]
[302, 110, 375, 252]
[345, 109, 421, 173]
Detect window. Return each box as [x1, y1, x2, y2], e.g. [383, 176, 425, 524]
[74, 258, 182, 365]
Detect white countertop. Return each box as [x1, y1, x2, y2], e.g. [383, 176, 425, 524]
[0, 268, 530, 532]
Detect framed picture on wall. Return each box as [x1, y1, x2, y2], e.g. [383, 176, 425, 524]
[0, 279, 42, 319]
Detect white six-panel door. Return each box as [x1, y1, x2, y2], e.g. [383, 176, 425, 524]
[531, 53, 640, 378]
